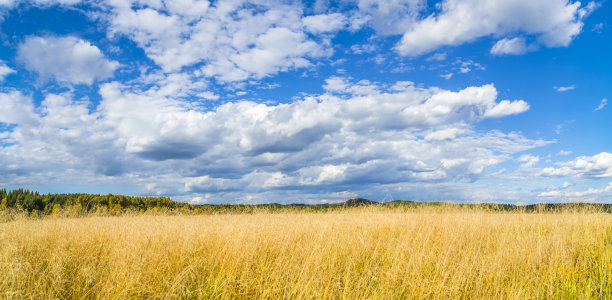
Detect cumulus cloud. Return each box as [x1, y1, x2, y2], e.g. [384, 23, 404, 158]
[17, 36, 118, 85]
[594, 98, 607, 111]
[3, 0, 599, 81]
[303, 13, 347, 34]
[541, 152, 612, 179]
[0, 80, 546, 202]
[395, 0, 595, 56]
[0, 91, 127, 179]
[482, 99, 530, 118]
[490, 37, 527, 55]
[0, 91, 35, 125]
[103, 0, 331, 82]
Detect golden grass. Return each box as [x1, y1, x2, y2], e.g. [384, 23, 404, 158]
[1, 208, 611, 299]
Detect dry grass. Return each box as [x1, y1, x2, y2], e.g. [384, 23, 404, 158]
[1, 208, 611, 299]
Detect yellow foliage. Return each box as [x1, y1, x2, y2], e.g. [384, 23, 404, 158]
[109, 203, 122, 215]
[50, 204, 62, 216]
[69, 203, 83, 217]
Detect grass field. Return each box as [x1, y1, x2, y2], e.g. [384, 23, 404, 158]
[1, 208, 611, 298]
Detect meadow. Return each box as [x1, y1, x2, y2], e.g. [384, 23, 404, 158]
[1, 206, 611, 299]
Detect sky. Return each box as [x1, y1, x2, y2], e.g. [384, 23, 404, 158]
[0, 0, 610, 204]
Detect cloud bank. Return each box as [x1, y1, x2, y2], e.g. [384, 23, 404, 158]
[0, 80, 545, 202]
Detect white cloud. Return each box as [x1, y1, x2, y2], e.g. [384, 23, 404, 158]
[594, 98, 607, 111]
[490, 37, 527, 55]
[33, 0, 82, 5]
[592, 22, 604, 33]
[323, 76, 379, 95]
[350, 43, 377, 54]
[455, 59, 485, 74]
[562, 182, 571, 188]
[554, 120, 574, 135]
[354, 0, 424, 35]
[1, 0, 82, 8]
[541, 152, 612, 179]
[395, 0, 595, 56]
[424, 127, 468, 141]
[104, 1, 331, 82]
[0, 61, 15, 81]
[162, 0, 211, 18]
[517, 154, 539, 168]
[440, 73, 453, 80]
[198, 91, 219, 101]
[539, 182, 612, 198]
[558, 150, 572, 156]
[303, 13, 347, 34]
[0, 91, 125, 179]
[17, 36, 118, 85]
[427, 52, 447, 61]
[226, 27, 324, 79]
[189, 194, 213, 204]
[554, 85, 576, 92]
[0, 80, 546, 202]
[0, 91, 36, 125]
[483, 100, 530, 118]
[0, 0, 17, 7]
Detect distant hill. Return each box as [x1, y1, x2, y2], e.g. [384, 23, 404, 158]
[326, 198, 379, 207]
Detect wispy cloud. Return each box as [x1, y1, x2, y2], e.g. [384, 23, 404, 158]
[592, 22, 604, 33]
[554, 85, 575, 92]
[490, 37, 527, 55]
[554, 120, 573, 135]
[594, 98, 607, 111]
[427, 52, 447, 61]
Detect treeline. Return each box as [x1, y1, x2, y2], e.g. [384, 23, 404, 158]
[1, 189, 611, 218]
[0, 188, 193, 216]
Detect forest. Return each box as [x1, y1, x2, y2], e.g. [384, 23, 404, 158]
[0, 188, 191, 216]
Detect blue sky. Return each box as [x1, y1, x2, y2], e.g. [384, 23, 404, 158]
[0, 0, 610, 204]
